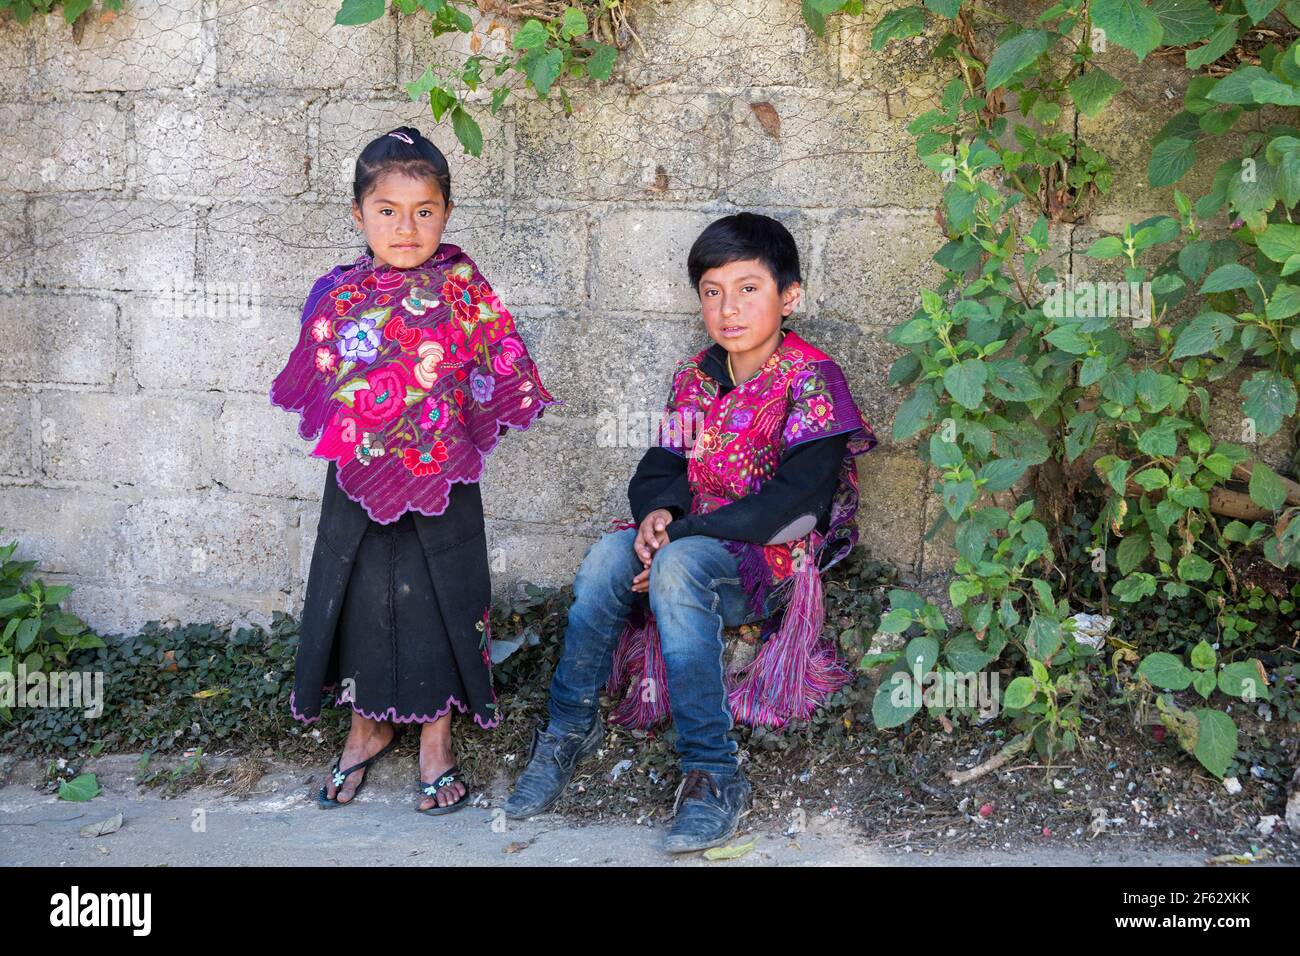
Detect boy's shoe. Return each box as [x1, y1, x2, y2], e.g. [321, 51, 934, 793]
[663, 767, 752, 854]
[502, 719, 604, 819]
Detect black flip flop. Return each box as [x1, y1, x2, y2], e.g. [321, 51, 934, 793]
[316, 730, 401, 809]
[417, 765, 471, 815]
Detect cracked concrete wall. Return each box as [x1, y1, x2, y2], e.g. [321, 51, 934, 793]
[0, 0, 1288, 635]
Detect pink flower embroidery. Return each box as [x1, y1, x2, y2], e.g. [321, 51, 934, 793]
[309, 316, 334, 342]
[413, 341, 444, 389]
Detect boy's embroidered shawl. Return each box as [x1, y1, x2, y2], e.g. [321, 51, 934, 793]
[607, 330, 878, 730]
[270, 244, 556, 524]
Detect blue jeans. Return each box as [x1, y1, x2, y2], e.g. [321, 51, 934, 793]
[547, 527, 763, 775]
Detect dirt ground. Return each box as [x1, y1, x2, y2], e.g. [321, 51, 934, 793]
[3, 698, 1295, 866]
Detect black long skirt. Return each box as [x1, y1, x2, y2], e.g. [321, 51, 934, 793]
[289, 461, 499, 728]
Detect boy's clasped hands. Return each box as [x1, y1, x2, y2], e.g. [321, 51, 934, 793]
[631, 508, 673, 592]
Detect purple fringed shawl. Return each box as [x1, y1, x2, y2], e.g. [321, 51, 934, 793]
[606, 330, 878, 730]
[270, 244, 557, 523]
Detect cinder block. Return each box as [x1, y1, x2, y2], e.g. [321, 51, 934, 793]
[725, 88, 941, 209]
[820, 208, 945, 327]
[216, 395, 332, 502]
[33, 0, 204, 93]
[0, 292, 117, 384]
[199, 200, 358, 293]
[0, 389, 31, 477]
[114, 493, 295, 591]
[37, 391, 217, 490]
[515, 90, 724, 202]
[32, 198, 198, 292]
[133, 95, 311, 198]
[0, 486, 129, 577]
[128, 294, 295, 393]
[616, 0, 840, 89]
[215, 0, 395, 90]
[443, 204, 588, 307]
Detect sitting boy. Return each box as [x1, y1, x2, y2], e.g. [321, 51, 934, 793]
[504, 212, 878, 852]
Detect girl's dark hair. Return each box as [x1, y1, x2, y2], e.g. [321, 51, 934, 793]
[353, 126, 453, 258]
[687, 212, 802, 296]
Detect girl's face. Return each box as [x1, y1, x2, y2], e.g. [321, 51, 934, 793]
[697, 258, 800, 358]
[351, 169, 454, 270]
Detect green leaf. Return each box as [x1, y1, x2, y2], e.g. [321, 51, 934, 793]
[1025, 615, 1062, 660]
[1045, 326, 1089, 354]
[1267, 282, 1300, 320]
[1178, 553, 1215, 582]
[1116, 534, 1151, 575]
[1084, 235, 1125, 258]
[58, 773, 101, 802]
[893, 387, 936, 440]
[450, 106, 483, 157]
[871, 6, 926, 50]
[1150, 0, 1217, 45]
[924, 0, 962, 16]
[1244, 0, 1279, 23]
[984, 30, 1050, 89]
[1137, 420, 1179, 457]
[943, 358, 987, 410]
[1190, 639, 1216, 670]
[878, 608, 914, 633]
[513, 18, 549, 50]
[527, 48, 564, 98]
[61, 0, 93, 23]
[1148, 136, 1197, 187]
[978, 458, 1028, 492]
[1193, 668, 1217, 699]
[1247, 460, 1287, 511]
[872, 669, 921, 729]
[1193, 708, 1237, 778]
[1138, 651, 1193, 690]
[1186, 16, 1239, 71]
[1241, 370, 1297, 438]
[15, 618, 38, 653]
[1206, 65, 1275, 104]
[586, 42, 617, 81]
[1093, 0, 1165, 60]
[560, 7, 589, 40]
[1003, 675, 1037, 710]
[1114, 571, 1157, 602]
[1172, 310, 1234, 358]
[1199, 262, 1256, 293]
[335, 0, 386, 26]
[1249, 75, 1300, 105]
[1255, 223, 1300, 263]
[1069, 68, 1123, 118]
[1218, 660, 1270, 700]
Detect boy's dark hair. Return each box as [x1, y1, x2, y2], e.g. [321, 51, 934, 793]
[353, 126, 453, 258]
[687, 212, 802, 296]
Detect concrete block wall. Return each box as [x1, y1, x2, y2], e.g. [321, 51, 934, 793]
[0, 0, 1287, 634]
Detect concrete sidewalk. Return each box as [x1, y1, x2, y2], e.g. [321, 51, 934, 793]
[0, 754, 1211, 867]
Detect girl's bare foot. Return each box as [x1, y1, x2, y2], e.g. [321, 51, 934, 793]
[324, 713, 396, 804]
[418, 712, 466, 810]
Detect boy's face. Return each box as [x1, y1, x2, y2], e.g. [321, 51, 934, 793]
[697, 258, 801, 356]
[351, 170, 453, 269]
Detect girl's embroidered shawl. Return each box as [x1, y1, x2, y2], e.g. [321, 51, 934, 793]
[270, 244, 556, 523]
[607, 330, 878, 730]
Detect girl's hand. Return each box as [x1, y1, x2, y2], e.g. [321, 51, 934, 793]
[634, 509, 673, 565]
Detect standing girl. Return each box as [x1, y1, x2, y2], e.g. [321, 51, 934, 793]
[270, 127, 556, 813]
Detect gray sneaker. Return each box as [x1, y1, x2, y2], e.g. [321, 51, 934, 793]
[503, 719, 604, 820]
[663, 767, 752, 854]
